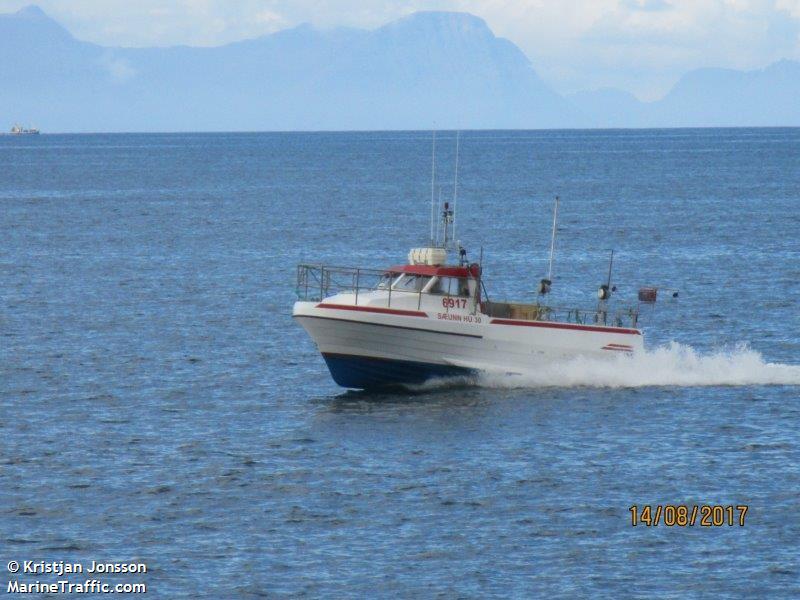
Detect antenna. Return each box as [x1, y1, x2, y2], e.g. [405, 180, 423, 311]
[547, 196, 559, 282]
[436, 188, 443, 246]
[539, 196, 559, 296]
[451, 131, 460, 245]
[430, 130, 436, 245]
[474, 245, 484, 314]
[597, 249, 615, 302]
[442, 201, 454, 248]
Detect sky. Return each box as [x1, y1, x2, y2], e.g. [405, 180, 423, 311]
[2, 0, 799, 99]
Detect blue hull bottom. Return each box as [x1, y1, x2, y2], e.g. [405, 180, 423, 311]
[322, 353, 475, 389]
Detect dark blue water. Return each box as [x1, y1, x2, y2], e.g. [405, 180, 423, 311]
[2, 129, 799, 598]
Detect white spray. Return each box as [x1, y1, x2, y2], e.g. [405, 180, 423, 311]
[477, 342, 800, 389]
[406, 343, 800, 391]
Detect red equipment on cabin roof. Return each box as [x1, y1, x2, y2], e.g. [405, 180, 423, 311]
[386, 264, 481, 278]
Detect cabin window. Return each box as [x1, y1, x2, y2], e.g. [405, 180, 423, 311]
[376, 274, 393, 290]
[392, 274, 430, 292]
[430, 276, 470, 297]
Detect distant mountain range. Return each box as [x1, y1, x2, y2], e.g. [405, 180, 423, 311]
[1, 5, 798, 131]
[569, 60, 800, 128]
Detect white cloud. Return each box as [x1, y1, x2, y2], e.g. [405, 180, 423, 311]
[777, 0, 800, 17]
[1, 0, 797, 98]
[97, 53, 137, 83]
[254, 9, 282, 25]
[460, 0, 800, 98]
[621, 0, 673, 11]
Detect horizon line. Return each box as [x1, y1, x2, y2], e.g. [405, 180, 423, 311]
[3, 125, 800, 138]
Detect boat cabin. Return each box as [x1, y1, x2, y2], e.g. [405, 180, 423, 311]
[380, 264, 480, 301]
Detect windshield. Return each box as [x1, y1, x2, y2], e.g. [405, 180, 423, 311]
[430, 276, 470, 297]
[376, 274, 393, 290]
[392, 274, 430, 292]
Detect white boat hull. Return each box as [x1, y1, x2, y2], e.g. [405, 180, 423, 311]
[293, 297, 644, 389]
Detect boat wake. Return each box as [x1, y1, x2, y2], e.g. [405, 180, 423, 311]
[404, 343, 800, 391]
[474, 342, 800, 389]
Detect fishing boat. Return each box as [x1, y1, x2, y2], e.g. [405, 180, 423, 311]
[293, 136, 652, 390]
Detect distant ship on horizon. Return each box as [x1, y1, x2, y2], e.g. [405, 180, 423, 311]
[9, 124, 40, 135]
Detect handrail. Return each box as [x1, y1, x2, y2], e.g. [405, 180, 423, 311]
[296, 264, 639, 328]
[296, 263, 475, 302]
[297, 264, 388, 301]
[482, 300, 638, 328]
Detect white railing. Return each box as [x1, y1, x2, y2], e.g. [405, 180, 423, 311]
[296, 264, 639, 328]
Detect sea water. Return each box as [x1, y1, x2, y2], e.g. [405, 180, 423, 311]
[2, 129, 799, 597]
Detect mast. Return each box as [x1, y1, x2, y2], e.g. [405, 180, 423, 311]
[547, 195, 559, 282]
[597, 249, 615, 319]
[436, 188, 443, 246]
[430, 131, 436, 246]
[451, 131, 460, 247]
[606, 249, 615, 291]
[539, 196, 559, 296]
[442, 201, 454, 248]
[598, 249, 614, 300]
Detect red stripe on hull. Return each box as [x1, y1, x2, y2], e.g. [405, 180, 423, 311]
[316, 303, 428, 318]
[490, 318, 641, 336]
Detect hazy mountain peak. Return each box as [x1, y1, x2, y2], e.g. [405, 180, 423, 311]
[394, 11, 491, 28]
[763, 58, 800, 75]
[380, 11, 493, 38]
[15, 4, 47, 19]
[2, 4, 73, 41]
[571, 58, 800, 127]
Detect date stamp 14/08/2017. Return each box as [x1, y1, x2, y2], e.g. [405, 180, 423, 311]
[629, 505, 749, 527]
